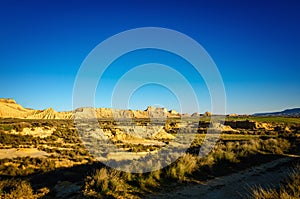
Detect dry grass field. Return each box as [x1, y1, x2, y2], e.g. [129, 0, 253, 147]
[0, 116, 299, 198]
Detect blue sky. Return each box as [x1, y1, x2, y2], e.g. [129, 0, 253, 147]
[0, 0, 299, 114]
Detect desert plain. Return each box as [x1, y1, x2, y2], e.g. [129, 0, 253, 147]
[0, 98, 299, 199]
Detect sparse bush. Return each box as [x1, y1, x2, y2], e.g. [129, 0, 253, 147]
[0, 157, 56, 176]
[84, 167, 127, 197]
[252, 188, 279, 199]
[150, 169, 161, 181]
[0, 179, 35, 199]
[259, 138, 290, 154]
[251, 165, 300, 199]
[166, 153, 198, 181]
[241, 139, 260, 155]
[213, 148, 239, 164]
[138, 175, 158, 190]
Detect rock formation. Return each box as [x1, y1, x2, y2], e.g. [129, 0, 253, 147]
[0, 98, 72, 119]
[0, 98, 182, 119]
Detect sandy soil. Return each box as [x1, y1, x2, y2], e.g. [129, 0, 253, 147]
[10, 127, 55, 138]
[148, 157, 299, 199]
[0, 148, 49, 159]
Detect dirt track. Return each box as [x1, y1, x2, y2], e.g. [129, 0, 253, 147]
[148, 157, 299, 199]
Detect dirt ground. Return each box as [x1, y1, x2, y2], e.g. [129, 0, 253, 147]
[0, 148, 49, 159]
[148, 156, 299, 199]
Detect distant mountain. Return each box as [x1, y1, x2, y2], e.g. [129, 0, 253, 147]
[253, 108, 300, 116]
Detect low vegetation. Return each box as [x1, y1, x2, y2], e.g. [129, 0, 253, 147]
[83, 137, 297, 198]
[251, 165, 300, 199]
[0, 117, 299, 198]
[0, 179, 36, 199]
[227, 116, 300, 125]
[0, 156, 56, 176]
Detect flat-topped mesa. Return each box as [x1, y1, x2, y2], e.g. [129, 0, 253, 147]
[145, 106, 167, 112]
[145, 106, 168, 118]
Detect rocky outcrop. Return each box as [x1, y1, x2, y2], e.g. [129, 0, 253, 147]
[0, 98, 72, 119]
[28, 108, 73, 119]
[203, 111, 212, 117]
[75, 106, 180, 119]
[168, 109, 181, 118]
[146, 106, 168, 118]
[0, 98, 17, 104]
[197, 120, 277, 131]
[211, 123, 238, 133]
[0, 98, 181, 119]
[182, 113, 191, 118]
[0, 98, 33, 118]
[191, 112, 199, 117]
[225, 120, 257, 130]
[198, 121, 238, 132]
[225, 120, 276, 130]
[151, 129, 175, 140]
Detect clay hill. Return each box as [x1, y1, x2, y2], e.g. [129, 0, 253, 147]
[0, 98, 73, 119]
[0, 98, 181, 119]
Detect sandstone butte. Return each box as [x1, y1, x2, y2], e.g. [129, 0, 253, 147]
[0, 98, 182, 119]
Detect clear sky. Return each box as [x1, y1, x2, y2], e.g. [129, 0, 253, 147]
[0, 0, 299, 114]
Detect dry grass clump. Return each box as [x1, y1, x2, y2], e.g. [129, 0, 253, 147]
[137, 172, 160, 190]
[0, 179, 35, 199]
[251, 165, 300, 199]
[198, 138, 292, 171]
[0, 157, 56, 176]
[166, 153, 199, 181]
[252, 188, 279, 199]
[84, 167, 162, 197]
[199, 141, 253, 168]
[83, 167, 128, 198]
[83, 137, 294, 198]
[83, 154, 200, 198]
[212, 142, 240, 164]
[259, 138, 290, 154]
